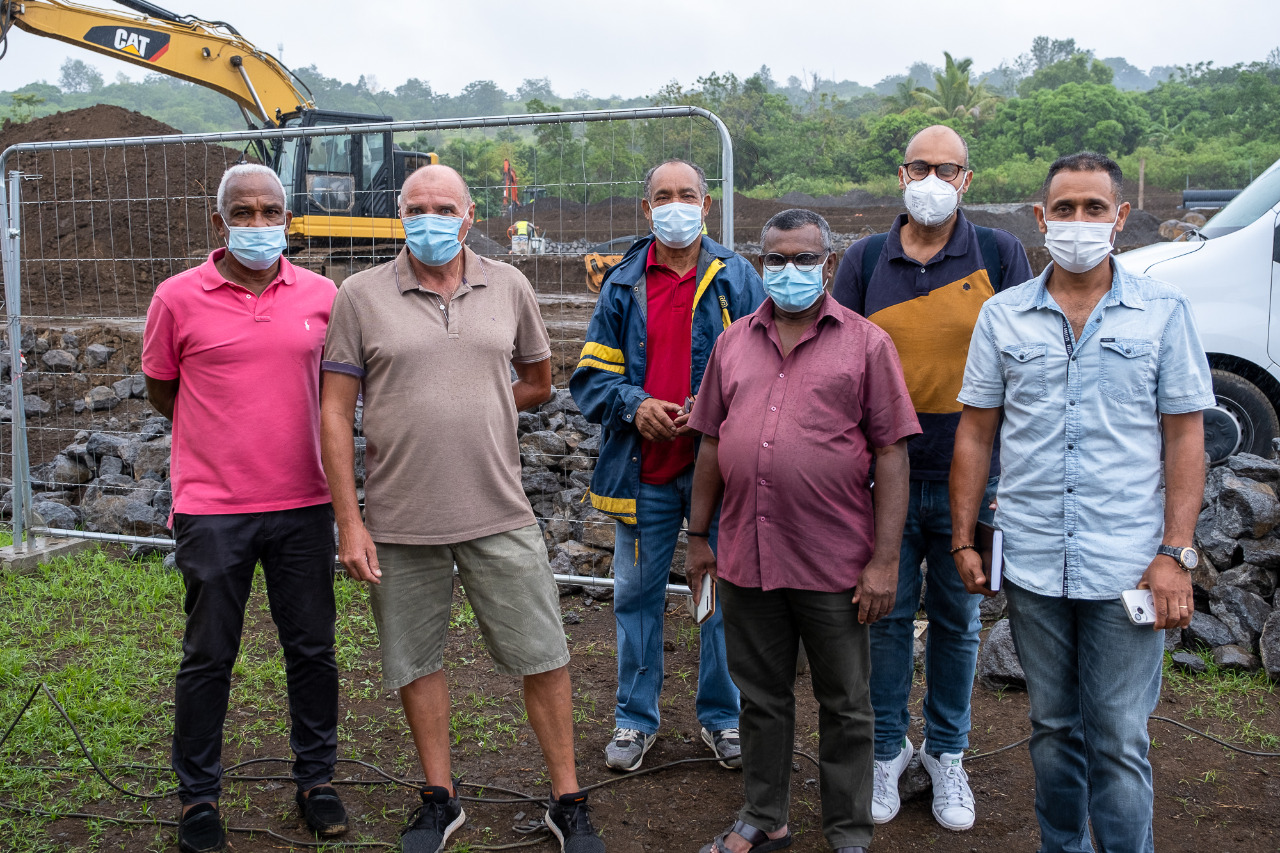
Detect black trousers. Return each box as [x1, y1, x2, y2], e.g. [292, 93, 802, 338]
[719, 579, 875, 849]
[171, 504, 338, 804]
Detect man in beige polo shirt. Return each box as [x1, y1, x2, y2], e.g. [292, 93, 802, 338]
[321, 165, 605, 853]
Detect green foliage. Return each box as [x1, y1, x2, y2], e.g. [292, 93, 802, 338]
[978, 83, 1150, 162]
[1018, 53, 1115, 97]
[911, 52, 1001, 119]
[4, 92, 46, 124]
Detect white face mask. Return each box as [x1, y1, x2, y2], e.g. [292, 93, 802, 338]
[903, 173, 960, 227]
[1043, 218, 1117, 274]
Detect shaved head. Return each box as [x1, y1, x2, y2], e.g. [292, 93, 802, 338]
[904, 125, 969, 168]
[399, 164, 472, 212]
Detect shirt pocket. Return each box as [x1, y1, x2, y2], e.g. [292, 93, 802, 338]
[798, 372, 852, 433]
[1000, 342, 1048, 405]
[1099, 338, 1155, 404]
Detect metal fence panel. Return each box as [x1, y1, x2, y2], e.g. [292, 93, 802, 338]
[0, 107, 733, 588]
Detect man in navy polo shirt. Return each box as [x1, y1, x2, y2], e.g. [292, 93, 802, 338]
[832, 125, 1032, 832]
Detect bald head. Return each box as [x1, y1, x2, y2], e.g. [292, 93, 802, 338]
[399, 164, 473, 215]
[904, 125, 969, 168]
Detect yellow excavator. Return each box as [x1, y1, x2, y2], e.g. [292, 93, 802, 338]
[0, 0, 437, 257]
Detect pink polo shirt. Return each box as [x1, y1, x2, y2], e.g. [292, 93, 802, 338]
[689, 295, 921, 592]
[142, 248, 336, 517]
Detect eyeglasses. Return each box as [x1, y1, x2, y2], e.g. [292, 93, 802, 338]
[761, 252, 828, 272]
[902, 161, 967, 181]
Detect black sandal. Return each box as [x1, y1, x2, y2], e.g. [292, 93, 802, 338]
[699, 820, 793, 853]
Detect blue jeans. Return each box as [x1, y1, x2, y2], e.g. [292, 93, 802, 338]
[612, 469, 740, 734]
[869, 477, 995, 759]
[1005, 582, 1164, 853]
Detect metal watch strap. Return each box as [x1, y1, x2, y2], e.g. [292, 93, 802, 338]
[1156, 544, 1193, 569]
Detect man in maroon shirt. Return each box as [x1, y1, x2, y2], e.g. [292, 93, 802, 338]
[687, 209, 919, 853]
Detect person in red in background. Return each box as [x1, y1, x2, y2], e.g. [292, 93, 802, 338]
[571, 159, 764, 773]
[143, 163, 345, 853]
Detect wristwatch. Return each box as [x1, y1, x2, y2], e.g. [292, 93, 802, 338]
[1156, 544, 1199, 570]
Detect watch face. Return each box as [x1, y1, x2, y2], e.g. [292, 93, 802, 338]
[1181, 548, 1199, 569]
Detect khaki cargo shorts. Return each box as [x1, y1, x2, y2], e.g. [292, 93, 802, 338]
[368, 523, 569, 689]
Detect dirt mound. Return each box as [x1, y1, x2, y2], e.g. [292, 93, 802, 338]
[3, 106, 243, 320]
[0, 105, 182, 150]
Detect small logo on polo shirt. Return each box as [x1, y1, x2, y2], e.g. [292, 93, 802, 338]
[305, 319, 311, 331]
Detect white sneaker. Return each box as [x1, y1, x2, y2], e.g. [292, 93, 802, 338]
[870, 737, 913, 824]
[919, 740, 975, 831]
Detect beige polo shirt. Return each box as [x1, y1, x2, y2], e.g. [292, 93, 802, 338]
[322, 247, 551, 544]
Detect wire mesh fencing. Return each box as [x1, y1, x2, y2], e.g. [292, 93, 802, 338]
[0, 107, 735, 585]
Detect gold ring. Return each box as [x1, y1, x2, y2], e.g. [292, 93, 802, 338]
[1178, 605, 1189, 609]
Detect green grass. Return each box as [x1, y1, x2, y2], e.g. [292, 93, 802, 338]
[0, 546, 389, 851]
[1162, 649, 1279, 750]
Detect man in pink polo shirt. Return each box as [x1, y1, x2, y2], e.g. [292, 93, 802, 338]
[143, 164, 346, 853]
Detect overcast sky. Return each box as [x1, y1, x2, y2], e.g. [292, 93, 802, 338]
[3, 0, 1277, 97]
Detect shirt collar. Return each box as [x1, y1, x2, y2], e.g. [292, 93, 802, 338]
[1016, 257, 1145, 312]
[884, 209, 973, 263]
[394, 245, 484, 295]
[201, 247, 295, 291]
[644, 241, 697, 279]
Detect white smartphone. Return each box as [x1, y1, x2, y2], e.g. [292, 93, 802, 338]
[687, 576, 716, 624]
[1120, 589, 1157, 626]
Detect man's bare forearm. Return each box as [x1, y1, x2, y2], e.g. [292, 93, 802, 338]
[688, 437, 724, 534]
[512, 358, 553, 412]
[950, 405, 1001, 547]
[870, 439, 910, 562]
[1161, 411, 1205, 545]
[320, 373, 364, 528]
[144, 376, 179, 420]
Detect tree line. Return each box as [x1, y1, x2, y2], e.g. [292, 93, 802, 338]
[5, 36, 1279, 206]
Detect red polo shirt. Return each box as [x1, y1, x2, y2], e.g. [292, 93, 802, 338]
[689, 295, 921, 592]
[142, 248, 336, 519]
[640, 243, 697, 485]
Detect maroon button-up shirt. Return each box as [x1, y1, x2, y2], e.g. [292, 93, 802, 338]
[689, 295, 920, 592]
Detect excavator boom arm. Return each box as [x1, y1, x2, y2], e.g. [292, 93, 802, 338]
[1, 0, 314, 124]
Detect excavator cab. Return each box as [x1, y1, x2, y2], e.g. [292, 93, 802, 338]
[273, 109, 396, 222]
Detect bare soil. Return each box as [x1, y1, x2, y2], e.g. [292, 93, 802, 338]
[25, 579, 1280, 852]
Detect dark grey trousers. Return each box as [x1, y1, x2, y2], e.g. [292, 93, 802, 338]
[171, 503, 339, 804]
[719, 579, 875, 849]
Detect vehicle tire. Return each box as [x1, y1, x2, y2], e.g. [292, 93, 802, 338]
[1206, 369, 1279, 463]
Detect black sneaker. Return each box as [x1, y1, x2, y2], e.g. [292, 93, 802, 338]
[177, 802, 225, 853]
[546, 791, 605, 853]
[401, 786, 466, 853]
[296, 784, 349, 837]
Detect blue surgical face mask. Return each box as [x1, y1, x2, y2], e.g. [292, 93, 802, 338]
[225, 225, 287, 270]
[402, 213, 465, 266]
[764, 263, 826, 313]
[649, 201, 704, 249]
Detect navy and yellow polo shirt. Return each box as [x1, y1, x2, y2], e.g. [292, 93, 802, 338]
[832, 210, 1033, 481]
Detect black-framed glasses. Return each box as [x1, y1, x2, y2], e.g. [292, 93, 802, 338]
[902, 161, 966, 181]
[761, 252, 828, 272]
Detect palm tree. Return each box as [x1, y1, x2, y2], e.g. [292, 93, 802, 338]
[912, 52, 1001, 119]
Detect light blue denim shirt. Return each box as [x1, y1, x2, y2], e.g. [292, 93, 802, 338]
[958, 260, 1214, 599]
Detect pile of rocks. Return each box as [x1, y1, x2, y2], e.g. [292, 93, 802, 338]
[516, 388, 615, 578]
[978, 445, 1280, 685]
[1158, 211, 1208, 241]
[10, 417, 172, 538]
[12, 383, 617, 579]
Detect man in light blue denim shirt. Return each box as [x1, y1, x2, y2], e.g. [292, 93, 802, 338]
[949, 153, 1213, 853]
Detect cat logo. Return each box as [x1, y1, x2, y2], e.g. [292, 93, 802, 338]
[82, 26, 171, 63]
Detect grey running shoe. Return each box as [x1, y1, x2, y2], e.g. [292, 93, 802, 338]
[700, 726, 742, 769]
[546, 790, 605, 853]
[401, 786, 466, 853]
[604, 727, 654, 771]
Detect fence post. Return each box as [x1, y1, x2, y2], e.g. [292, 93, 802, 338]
[0, 171, 31, 550]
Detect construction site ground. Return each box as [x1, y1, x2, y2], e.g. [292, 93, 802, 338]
[10, 559, 1279, 853]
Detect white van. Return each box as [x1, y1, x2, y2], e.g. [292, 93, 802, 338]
[1117, 158, 1280, 462]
